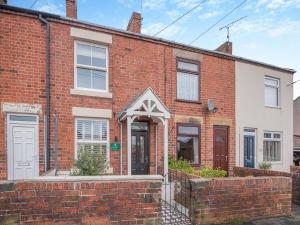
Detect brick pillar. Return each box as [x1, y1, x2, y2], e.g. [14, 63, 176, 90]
[66, 0, 77, 19]
[127, 12, 142, 33]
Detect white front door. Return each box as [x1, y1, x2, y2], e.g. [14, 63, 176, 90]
[7, 114, 39, 180]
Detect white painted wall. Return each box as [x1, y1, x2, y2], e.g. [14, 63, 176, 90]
[236, 62, 294, 172]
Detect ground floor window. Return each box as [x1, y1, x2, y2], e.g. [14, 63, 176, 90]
[263, 131, 281, 162]
[75, 118, 109, 160]
[176, 124, 200, 164]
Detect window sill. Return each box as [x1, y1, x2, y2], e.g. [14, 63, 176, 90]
[264, 105, 281, 109]
[176, 99, 202, 104]
[70, 89, 112, 98]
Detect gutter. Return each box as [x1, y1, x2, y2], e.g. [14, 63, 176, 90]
[38, 14, 51, 171]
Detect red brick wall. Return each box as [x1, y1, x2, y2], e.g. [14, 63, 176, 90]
[233, 166, 291, 177]
[190, 177, 292, 224]
[0, 12, 47, 179]
[0, 177, 161, 224]
[291, 166, 300, 205]
[0, 8, 235, 179]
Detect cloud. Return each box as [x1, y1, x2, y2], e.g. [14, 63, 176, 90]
[166, 9, 181, 20]
[142, 22, 180, 38]
[198, 10, 222, 19]
[35, 0, 64, 15]
[173, 0, 201, 9]
[118, 0, 165, 10]
[268, 19, 300, 37]
[143, 0, 166, 10]
[231, 17, 300, 37]
[256, 0, 300, 10]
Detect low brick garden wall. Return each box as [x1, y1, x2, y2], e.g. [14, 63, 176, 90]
[291, 166, 300, 205]
[169, 169, 292, 224]
[190, 176, 292, 224]
[0, 175, 162, 225]
[234, 166, 300, 205]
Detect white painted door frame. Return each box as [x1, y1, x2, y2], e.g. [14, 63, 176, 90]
[7, 113, 39, 180]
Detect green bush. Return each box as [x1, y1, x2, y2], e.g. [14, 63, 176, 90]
[169, 157, 195, 174]
[258, 161, 272, 170]
[70, 146, 107, 176]
[196, 167, 227, 178]
[169, 157, 227, 178]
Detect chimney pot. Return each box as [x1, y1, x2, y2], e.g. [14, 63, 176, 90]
[215, 41, 232, 54]
[127, 12, 142, 33]
[66, 0, 77, 19]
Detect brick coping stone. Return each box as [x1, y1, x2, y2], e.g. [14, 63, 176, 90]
[0, 175, 163, 183]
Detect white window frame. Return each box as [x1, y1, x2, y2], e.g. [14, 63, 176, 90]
[264, 76, 280, 108]
[263, 131, 282, 163]
[74, 118, 110, 164]
[74, 40, 109, 93]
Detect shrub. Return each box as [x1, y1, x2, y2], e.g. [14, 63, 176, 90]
[169, 157, 226, 177]
[258, 161, 272, 170]
[70, 146, 107, 176]
[168, 157, 195, 174]
[196, 167, 227, 178]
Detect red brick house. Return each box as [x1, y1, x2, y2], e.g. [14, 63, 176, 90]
[0, 0, 238, 180]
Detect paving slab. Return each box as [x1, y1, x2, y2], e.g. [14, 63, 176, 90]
[244, 205, 300, 225]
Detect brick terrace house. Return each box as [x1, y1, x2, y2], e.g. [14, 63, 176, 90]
[0, 0, 294, 180]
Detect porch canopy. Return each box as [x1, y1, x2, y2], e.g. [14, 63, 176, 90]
[118, 87, 171, 176]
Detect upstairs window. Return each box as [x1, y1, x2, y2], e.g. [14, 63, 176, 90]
[263, 131, 281, 162]
[75, 42, 108, 92]
[176, 59, 200, 101]
[264, 76, 279, 107]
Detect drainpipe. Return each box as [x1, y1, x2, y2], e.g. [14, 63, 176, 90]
[118, 120, 123, 175]
[38, 14, 51, 171]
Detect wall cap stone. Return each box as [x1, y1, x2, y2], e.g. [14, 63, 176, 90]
[2, 175, 163, 183]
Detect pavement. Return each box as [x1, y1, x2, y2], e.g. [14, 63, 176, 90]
[244, 205, 300, 225]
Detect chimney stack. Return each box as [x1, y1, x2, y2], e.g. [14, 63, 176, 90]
[66, 0, 77, 19]
[0, 0, 7, 5]
[215, 41, 232, 54]
[127, 12, 142, 33]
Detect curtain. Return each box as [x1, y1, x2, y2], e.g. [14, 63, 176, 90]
[177, 72, 198, 101]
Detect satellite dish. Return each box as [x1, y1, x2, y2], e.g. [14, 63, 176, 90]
[208, 99, 218, 112]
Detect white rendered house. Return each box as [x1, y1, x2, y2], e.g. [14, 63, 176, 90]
[235, 60, 294, 172]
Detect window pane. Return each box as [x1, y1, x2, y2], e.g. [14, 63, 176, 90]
[77, 43, 91, 66]
[92, 47, 106, 68]
[92, 70, 106, 90]
[93, 121, 100, 140]
[264, 133, 272, 138]
[101, 121, 108, 141]
[9, 115, 36, 122]
[77, 68, 91, 88]
[84, 121, 92, 140]
[177, 136, 199, 164]
[265, 86, 278, 106]
[274, 133, 281, 139]
[178, 61, 198, 72]
[265, 77, 279, 86]
[77, 120, 83, 139]
[177, 72, 198, 101]
[178, 126, 199, 135]
[263, 140, 281, 161]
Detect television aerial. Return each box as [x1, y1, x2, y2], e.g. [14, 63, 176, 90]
[219, 16, 247, 42]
